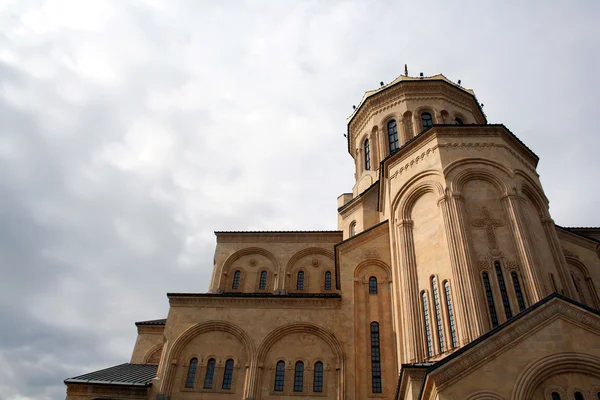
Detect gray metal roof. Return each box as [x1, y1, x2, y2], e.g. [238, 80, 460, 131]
[135, 318, 167, 326]
[64, 363, 158, 387]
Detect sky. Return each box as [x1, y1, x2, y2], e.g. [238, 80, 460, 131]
[0, 0, 598, 398]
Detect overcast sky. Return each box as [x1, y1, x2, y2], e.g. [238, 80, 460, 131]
[0, 0, 599, 399]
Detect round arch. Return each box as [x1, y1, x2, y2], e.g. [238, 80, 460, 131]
[467, 391, 506, 400]
[390, 170, 445, 217]
[445, 159, 512, 196]
[354, 259, 392, 282]
[142, 343, 164, 364]
[285, 247, 334, 275]
[511, 352, 600, 400]
[161, 320, 256, 395]
[219, 247, 279, 290]
[394, 178, 445, 221]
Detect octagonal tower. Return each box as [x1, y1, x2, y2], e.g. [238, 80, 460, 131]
[337, 73, 574, 366]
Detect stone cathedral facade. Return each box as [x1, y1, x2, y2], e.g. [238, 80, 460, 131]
[65, 73, 600, 400]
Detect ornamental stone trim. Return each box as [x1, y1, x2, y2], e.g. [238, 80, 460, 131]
[168, 296, 342, 309]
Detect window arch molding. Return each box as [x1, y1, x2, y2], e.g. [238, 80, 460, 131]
[454, 112, 466, 124]
[285, 247, 335, 291]
[219, 247, 279, 292]
[513, 352, 600, 399]
[384, 116, 400, 154]
[323, 270, 333, 291]
[354, 260, 392, 286]
[294, 268, 308, 291]
[162, 321, 255, 396]
[566, 257, 600, 308]
[363, 137, 371, 171]
[255, 268, 272, 292]
[182, 356, 200, 389]
[412, 106, 436, 131]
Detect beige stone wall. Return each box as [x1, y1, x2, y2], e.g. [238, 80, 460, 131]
[130, 325, 165, 364]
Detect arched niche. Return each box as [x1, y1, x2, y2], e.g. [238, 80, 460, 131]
[284, 247, 334, 293]
[219, 247, 279, 293]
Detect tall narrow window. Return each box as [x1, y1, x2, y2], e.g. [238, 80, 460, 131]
[483, 272, 499, 327]
[431, 276, 445, 353]
[422, 292, 433, 357]
[421, 112, 433, 129]
[370, 322, 382, 393]
[259, 271, 268, 290]
[297, 271, 305, 290]
[575, 392, 584, 400]
[313, 362, 323, 392]
[222, 358, 234, 389]
[203, 358, 216, 389]
[185, 358, 198, 388]
[274, 361, 285, 391]
[387, 120, 399, 153]
[551, 392, 561, 400]
[350, 221, 357, 237]
[369, 276, 378, 294]
[443, 281, 458, 348]
[495, 261, 512, 319]
[293, 361, 304, 392]
[511, 272, 526, 312]
[232, 270, 241, 290]
[324, 271, 332, 290]
[364, 139, 371, 171]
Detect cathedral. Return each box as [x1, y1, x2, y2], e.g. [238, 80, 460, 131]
[64, 72, 600, 400]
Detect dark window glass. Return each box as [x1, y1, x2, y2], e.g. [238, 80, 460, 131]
[259, 271, 268, 290]
[313, 362, 324, 392]
[422, 292, 433, 357]
[444, 281, 458, 348]
[370, 322, 382, 393]
[551, 392, 561, 400]
[596, 392, 599, 400]
[369, 276, 378, 294]
[203, 358, 216, 389]
[495, 261, 512, 319]
[293, 361, 304, 392]
[421, 112, 433, 129]
[274, 361, 285, 391]
[574, 392, 584, 400]
[431, 276, 445, 353]
[297, 271, 304, 290]
[222, 359, 234, 389]
[364, 139, 371, 171]
[324, 271, 332, 291]
[455, 117, 464, 124]
[232, 270, 241, 289]
[388, 120, 399, 153]
[483, 272, 499, 327]
[511, 272, 526, 311]
[185, 358, 198, 388]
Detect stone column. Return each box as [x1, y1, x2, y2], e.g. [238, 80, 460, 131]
[245, 362, 261, 400]
[541, 216, 573, 297]
[396, 219, 424, 362]
[446, 193, 488, 340]
[502, 193, 545, 301]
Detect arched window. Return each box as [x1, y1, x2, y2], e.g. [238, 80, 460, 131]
[431, 276, 445, 353]
[370, 322, 382, 393]
[297, 271, 305, 290]
[443, 281, 458, 348]
[203, 358, 216, 389]
[293, 361, 304, 392]
[313, 361, 324, 392]
[324, 271, 332, 291]
[387, 120, 399, 153]
[551, 392, 561, 400]
[222, 358, 234, 389]
[511, 272, 526, 312]
[232, 270, 241, 290]
[455, 117, 464, 124]
[274, 360, 285, 391]
[574, 392, 584, 400]
[364, 139, 371, 171]
[350, 221, 357, 237]
[185, 357, 198, 388]
[369, 276, 378, 294]
[483, 272, 499, 327]
[495, 261, 512, 319]
[259, 271, 268, 290]
[421, 112, 433, 129]
[422, 292, 433, 357]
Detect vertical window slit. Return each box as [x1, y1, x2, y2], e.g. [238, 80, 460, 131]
[422, 292, 433, 357]
[444, 281, 458, 348]
[495, 261, 512, 319]
[431, 276, 445, 353]
[483, 272, 499, 327]
[370, 322, 382, 393]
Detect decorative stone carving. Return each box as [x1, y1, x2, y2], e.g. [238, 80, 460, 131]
[472, 207, 504, 250]
[364, 248, 380, 259]
[310, 258, 320, 267]
[248, 259, 258, 267]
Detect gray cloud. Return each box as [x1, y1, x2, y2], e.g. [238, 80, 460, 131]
[0, 0, 598, 399]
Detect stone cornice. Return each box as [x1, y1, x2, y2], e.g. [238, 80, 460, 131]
[335, 220, 389, 255]
[424, 297, 600, 394]
[338, 182, 379, 217]
[168, 294, 342, 309]
[556, 226, 599, 251]
[137, 325, 165, 334]
[215, 231, 342, 244]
